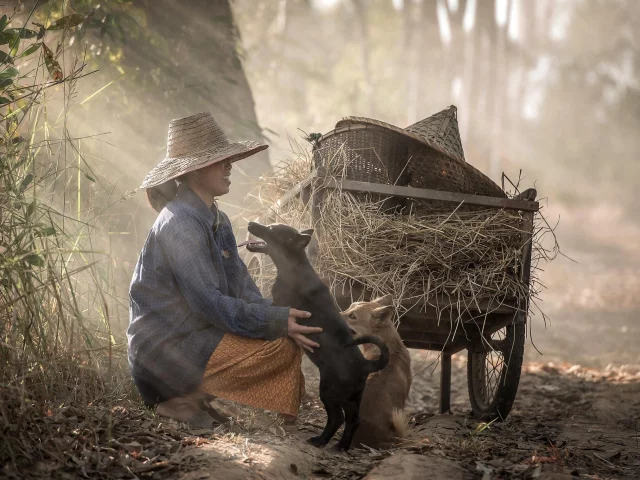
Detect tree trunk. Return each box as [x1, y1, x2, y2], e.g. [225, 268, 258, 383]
[121, 0, 272, 221]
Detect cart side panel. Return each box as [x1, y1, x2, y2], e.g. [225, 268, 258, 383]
[519, 210, 536, 324]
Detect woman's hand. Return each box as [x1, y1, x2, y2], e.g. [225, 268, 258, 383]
[287, 308, 321, 353]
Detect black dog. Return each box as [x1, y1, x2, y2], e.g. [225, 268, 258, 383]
[246, 222, 389, 451]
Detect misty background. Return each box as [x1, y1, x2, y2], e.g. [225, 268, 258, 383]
[12, 0, 639, 368]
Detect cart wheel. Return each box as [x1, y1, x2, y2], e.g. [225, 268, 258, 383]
[467, 315, 525, 421]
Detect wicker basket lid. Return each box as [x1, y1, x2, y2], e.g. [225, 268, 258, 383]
[335, 105, 465, 164]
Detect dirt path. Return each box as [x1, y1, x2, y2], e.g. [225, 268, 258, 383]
[5, 356, 638, 479]
[163, 356, 640, 479]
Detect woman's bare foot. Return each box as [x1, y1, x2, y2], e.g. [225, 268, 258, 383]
[157, 391, 228, 427]
[157, 395, 202, 422]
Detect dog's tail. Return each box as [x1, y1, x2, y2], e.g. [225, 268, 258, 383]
[346, 335, 389, 374]
[391, 408, 410, 440]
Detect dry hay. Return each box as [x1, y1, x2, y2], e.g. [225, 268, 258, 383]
[248, 140, 559, 323]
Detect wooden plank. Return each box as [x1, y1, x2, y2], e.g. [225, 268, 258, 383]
[440, 354, 452, 413]
[398, 313, 516, 337]
[397, 330, 474, 351]
[319, 177, 539, 212]
[518, 210, 535, 323]
[277, 169, 319, 209]
[396, 330, 457, 344]
[402, 295, 518, 315]
[402, 339, 467, 354]
[334, 282, 519, 315]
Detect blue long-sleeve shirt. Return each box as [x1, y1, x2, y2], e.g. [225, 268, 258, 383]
[127, 184, 289, 405]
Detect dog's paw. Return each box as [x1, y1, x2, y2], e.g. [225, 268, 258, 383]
[306, 436, 326, 448]
[330, 444, 349, 453]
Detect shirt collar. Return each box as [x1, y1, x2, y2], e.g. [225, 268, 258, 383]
[176, 183, 219, 228]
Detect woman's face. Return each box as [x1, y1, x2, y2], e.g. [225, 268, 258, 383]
[191, 159, 232, 198]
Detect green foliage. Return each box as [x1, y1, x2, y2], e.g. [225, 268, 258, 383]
[46, 13, 85, 31]
[41, 43, 63, 81]
[1, 5, 131, 422]
[0, 50, 12, 64]
[20, 41, 42, 57]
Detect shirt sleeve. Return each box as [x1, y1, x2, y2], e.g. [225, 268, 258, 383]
[157, 212, 289, 340]
[219, 211, 272, 306]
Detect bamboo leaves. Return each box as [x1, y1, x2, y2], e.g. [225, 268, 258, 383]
[25, 253, 44, 267]
[1, 28, 39, 40]
[0, 50, 13, 65]
[0, 67, 18, 79]
[0, 30, 17, 45]
[19, 173, 34, 193]
[26, 200, 36, 218]
[42, 44, 63, 81]
[0, 67, 17, 89]
[0, 13, 85, 75]
[46, 14, 85, 31]
[20, 42, 42, 57]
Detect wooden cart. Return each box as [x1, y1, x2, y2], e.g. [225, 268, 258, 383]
[244, 166, 539, 421]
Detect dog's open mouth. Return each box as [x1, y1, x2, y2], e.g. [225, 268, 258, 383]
[238, 240, 268, 253]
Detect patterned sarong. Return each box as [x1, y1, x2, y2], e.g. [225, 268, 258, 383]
[200, 334, 305, 417]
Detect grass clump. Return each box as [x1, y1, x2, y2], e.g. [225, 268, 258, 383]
[0, 8, 148, 477]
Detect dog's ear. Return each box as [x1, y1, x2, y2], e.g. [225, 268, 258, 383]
[295, 232, 313, 249]
[372, 294, 393, 307]
[299, 228, 315, 237]
[371, 305, 393, 324]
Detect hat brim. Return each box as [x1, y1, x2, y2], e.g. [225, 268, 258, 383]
[334, 116, 466, 164]
[140, 141, 268, 189]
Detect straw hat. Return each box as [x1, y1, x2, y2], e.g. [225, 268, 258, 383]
[140, 112, 268, 189]
[335, 105, 465, 164]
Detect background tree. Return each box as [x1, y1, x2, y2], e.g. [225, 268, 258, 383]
[13, 0, 272, 221]
[5, 0, 638, 356]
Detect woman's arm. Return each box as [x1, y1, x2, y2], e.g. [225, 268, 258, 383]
[157, 212, 289, 340]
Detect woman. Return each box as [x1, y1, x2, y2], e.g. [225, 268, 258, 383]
[128, 112, 321, 428]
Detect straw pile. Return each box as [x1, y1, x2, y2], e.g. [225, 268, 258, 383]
[249, 141, 557, 318]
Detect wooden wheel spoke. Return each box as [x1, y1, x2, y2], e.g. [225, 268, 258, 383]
[481, 351, 504, 403]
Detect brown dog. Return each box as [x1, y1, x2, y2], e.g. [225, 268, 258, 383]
[341, 295, 412, 449]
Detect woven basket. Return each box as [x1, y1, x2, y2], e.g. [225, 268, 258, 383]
[407, 142, 505, 198]
[313, 124, 409, 186]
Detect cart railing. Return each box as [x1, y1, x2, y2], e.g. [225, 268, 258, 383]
[275, 166, 539, 213]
